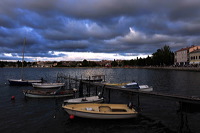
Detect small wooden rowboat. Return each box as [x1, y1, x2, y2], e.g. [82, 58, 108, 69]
[63, 95, 104, 105]
[62, 103, 138, 119]
[23, 89, 74, 98]
[32, 82, 65, 89]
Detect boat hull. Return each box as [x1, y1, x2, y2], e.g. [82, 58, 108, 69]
[138, 85, 153, 92]
[8, 79, 42, 86]
[23, 90, 74, 98]
[32, 83, 65, 89]
[65, 109, 137, 119]
[62, 103, 138, 119]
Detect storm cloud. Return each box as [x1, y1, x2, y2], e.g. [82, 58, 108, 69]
[1, 0, 200, 61]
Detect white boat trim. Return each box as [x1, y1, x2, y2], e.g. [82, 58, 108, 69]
[24, 93, 73, 98]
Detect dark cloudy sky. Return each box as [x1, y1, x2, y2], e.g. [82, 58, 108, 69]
[1, 0, 200, 61]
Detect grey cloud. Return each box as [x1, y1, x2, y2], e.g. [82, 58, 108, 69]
[169, 1, 200, 22]
[1, 0, 200, 61]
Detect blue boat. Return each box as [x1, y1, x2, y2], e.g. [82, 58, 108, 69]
[8, 79, 42, 86]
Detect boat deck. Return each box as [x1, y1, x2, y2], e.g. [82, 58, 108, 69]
[67, 104, 134, 113]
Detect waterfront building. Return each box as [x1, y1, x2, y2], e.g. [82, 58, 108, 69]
[174, 47, 190, 66]
[189, 49, 200, 65]
[174, 45, 200, 66]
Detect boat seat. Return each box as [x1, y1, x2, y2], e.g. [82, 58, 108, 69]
[99, 106, 112, 112]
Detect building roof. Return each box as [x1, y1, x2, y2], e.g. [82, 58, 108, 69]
[175, 45, 196, 53]
[176, 47, 192, 52]
[189, 49, 200, 54]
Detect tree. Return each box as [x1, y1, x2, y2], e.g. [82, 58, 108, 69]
[145, 55, 152, 66]
[82, 59, 89, 67]
[122, 60, 130, 66]
[89, 61, 98, 67]
[0, 61, 5, 67]
[111, 59, 118, 67]
[152, 45, 174, 66]
[129, 59, 136, 66]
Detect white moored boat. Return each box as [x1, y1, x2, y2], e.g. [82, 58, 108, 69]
[62, 103, 138, 119]
[63, 95, 104, 105]
[105, 81, 153, 92]
[8, 38, 42, 86]
[32, 82, 65, 89]
[121, 82, 153, 92]
[23, 89, 74, 98]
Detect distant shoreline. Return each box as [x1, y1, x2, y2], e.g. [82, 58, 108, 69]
[141, 66, 200, 72]
[1, 66, 200, 72]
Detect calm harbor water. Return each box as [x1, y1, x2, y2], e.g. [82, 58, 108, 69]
[0, 68, 200, 133]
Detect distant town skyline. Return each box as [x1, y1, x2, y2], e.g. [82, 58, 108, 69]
[1, 0, 200, 61]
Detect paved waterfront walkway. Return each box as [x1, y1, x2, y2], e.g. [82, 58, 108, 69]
[142, 66, 200, 72]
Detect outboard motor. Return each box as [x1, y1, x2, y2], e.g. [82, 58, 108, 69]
[127, 102, 134, 109]
[98, 92, 103, 99]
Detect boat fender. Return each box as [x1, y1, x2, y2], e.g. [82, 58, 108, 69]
[127, 102, 134, 109]
[11, 96, 15, 100]
[69, 115, 75, 119]
[60, 92, 64, 94]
